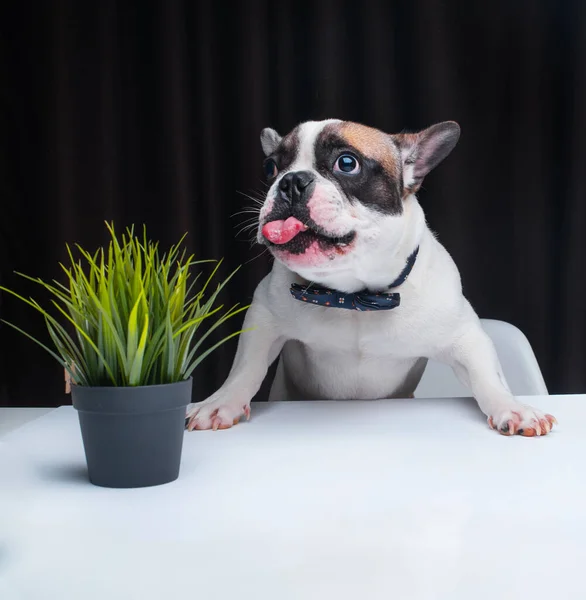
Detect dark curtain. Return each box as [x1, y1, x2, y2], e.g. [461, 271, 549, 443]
[1, 0, 585, 407]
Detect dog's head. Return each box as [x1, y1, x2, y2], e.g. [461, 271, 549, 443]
[257, 119, 460, 284]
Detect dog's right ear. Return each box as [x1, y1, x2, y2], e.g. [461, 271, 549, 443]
[260, 128, 282, 157]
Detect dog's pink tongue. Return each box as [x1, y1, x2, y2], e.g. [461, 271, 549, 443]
[262, 217, 308, 244]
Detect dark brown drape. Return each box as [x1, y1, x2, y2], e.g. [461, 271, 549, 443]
[1, 0, 585, 407]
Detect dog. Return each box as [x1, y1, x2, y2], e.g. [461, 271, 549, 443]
[186, 119, 556, 436]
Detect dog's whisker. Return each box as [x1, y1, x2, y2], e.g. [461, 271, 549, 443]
[235, 199, 263, 209]
[240, 195, 264, 205]
[234, 215, 260, 226]
[231, 209, 261, 218]
[235, 223, 259, 238]
[232, 208, 261, 214]
[235, 218, 259, 227]
[234, 220, 259, 231]
[244, 247, 269, 265]
[233, 218, 260, 230]
[246, 185, 268, 196]
[236, 190, 265, 206]
[237, 188, 265, 198]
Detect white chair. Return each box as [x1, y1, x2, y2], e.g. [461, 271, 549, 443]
[415, 319, 548, 398]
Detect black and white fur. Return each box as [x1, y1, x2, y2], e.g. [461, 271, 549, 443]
[186, 119, 555, 436]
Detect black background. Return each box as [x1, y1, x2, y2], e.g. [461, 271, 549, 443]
[1, 0, 585, 407]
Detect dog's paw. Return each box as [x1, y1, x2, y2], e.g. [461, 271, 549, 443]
[185, 399, 251, 432]
[487, 404, 557, 437]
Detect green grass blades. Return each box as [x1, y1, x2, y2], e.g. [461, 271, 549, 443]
[0, 222, 249, 387]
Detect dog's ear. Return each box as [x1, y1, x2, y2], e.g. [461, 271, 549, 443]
[392, 121, 460, 194]
[260, 128, 282, 157]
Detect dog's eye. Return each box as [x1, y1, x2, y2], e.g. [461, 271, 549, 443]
[264, 159, 278, 179]
[334, 154, 360, 174]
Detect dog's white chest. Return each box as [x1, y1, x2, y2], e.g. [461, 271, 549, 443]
[280, 301, 409, 357]
[270, 301, 425, 401]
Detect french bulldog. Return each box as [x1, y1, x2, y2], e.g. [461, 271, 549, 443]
[186, 119, 556, 436]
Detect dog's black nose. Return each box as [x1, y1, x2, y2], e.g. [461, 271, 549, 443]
[279, 171, 315, 202]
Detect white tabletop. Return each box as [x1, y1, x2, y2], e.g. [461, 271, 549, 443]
[0, 395, 584, 600]
[0, 407, 54, 439]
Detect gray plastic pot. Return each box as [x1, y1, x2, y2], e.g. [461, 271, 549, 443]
[71, 378, 192, 488]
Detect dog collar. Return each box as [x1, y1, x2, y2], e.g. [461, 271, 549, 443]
[290, 247, 419, 312]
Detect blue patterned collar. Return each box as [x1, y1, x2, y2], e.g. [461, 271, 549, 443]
[290, 247, 419, 311]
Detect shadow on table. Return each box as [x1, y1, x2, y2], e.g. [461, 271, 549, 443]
[36, 462, 89, 485]
[249, 401, 279, 418]
[437, 396, 488, 424]
[252, 397, 488, 425]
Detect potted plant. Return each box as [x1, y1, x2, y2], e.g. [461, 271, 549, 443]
[0, 223, 247, 488]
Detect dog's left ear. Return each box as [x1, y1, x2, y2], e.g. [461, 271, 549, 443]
[392, 121, 460, 195]
[260, 128, 282, 157]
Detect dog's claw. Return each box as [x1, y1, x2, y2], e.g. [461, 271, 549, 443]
[185, 401, 250, 431]
[488, 406, 557, 437]
[208, 408, 218, 431]
[498, 419, 517, 435]
[186, 410, 200, 431]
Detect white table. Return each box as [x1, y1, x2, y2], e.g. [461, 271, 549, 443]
[0, 408, 53, 439]
[0, 395, 584, 600]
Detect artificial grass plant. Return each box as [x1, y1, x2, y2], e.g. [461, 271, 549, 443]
[0, 222, 249, 387]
